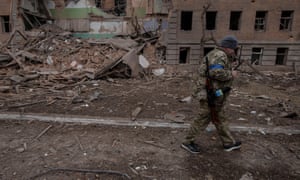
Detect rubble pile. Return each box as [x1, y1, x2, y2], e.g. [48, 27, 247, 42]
[0, 25, 157, 91]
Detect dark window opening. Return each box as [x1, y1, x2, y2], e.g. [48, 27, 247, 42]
[255, 11, 267, 31]
[275, 48, 288, 65]
[179, 47, 190, 64]
[206, 11, 217, 30]
[1, 16, 10, 32]
[181, 11, 193, 31]
[95, 0, 103, 8]
[251, 48, 263, 65]
[115, 0, 126, 16]
[102, 0, 126, 16]
[230, 11, 242, 30]
[280, 11, 293, 31]
[204, 47, 214, 56]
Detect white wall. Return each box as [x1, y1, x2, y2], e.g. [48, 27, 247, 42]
[90, 20, 130, 34]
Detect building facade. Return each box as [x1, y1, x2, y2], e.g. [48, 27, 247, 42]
[1, 0, 299, 68]
[0, 0, 171, 40]
[166, 0, 300, 67]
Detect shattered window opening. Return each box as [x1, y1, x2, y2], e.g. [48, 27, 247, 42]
[276, 48, 288, 65]
[0, 16, 11, 33]
[181, 11, 193, 31]
[206, 11, 217, 30]
[179, 47, 190, 64]
[255, 11, 267, 31]
[99, 0, 126, 16]
[204, 47, 214, 56]
[95, 0, 103, 8]
[230, 11, 242, 30]
[114, 0, 126, 16]
[280, 11, 293, 31]
[251, 48, 263, 65]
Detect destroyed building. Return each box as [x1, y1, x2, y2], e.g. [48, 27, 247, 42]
[0, 0, 171, 79]
[1, 0, 171, 39]
[1, 0, 299, 73]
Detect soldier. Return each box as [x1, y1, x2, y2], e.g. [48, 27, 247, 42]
[181, 35, 241, 153]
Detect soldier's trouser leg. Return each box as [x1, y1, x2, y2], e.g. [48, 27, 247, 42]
[213, 106, 236, 145]
[214, 95, 236, 145]
[184, 99, 210, 143]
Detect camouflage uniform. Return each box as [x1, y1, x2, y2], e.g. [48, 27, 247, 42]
[185, 47, 237, 146]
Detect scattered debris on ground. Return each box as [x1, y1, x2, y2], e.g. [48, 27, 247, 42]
[0, 25, 299, 180]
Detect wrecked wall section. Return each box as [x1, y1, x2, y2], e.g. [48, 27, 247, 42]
[47, 0, 132, 38]
[0, 0, 12, 42]
[46, 0, 171, 39]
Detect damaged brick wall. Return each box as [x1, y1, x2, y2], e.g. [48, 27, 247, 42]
[52, 0, 65, 8]
[0, 0, 12, 41]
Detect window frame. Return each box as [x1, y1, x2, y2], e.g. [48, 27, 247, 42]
[229, 11, 242, 31]
[279, 10, 293, 31]
[275, 48, 288, 65]
[251, 47, 264, 65]
[206, 11, 217, 30]
[179, 46, 191, 64]
[0, 16, 10, 33]
[180, 11, 193, 31]
[254, 11, 267, 31]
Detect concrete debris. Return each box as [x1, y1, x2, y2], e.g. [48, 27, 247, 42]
[164, 112, 185, 123]
[239, 172, 254, 180]
[179, 96, 192, 103]
[152, 68, 165, 76]
[0, 25, 166, 99]
[0, 26, 163, 84]
[131, 106, 143, 121]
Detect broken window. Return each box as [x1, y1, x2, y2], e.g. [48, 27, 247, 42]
[181, 11, 193, 31]
[95, 0, 103, 8]
[204, 47, 214, 56]
[280, 11, 293, 31]
[255, 11, 267, 31]
[99, 0, 126, 16]
[179, 47, 190, 64]
[251, 48, 263, 65]
[0, 16, 10, 33]
[206, 11, 217, 30]
[230, 11, 242, 30]
[114, 0, 126, 16]
[275, 48, 288, 65]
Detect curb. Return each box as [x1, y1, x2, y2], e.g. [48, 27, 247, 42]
[0, 112, 299, 135]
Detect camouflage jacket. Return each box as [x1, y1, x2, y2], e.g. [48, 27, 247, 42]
[194, 47, 234, 100]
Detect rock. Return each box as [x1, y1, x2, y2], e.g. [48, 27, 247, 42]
[280, 112, 298, 118]
[239, 172, 253, 180]
[15, 147, 25, 153]
[131, 107, 142, 120]
[164, 112, 185, 123]
[179, 96, 192, 103]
